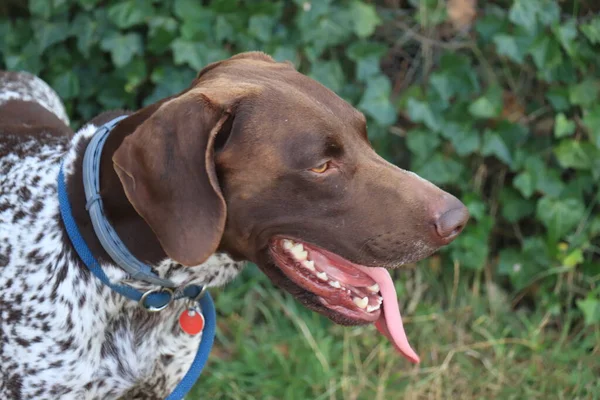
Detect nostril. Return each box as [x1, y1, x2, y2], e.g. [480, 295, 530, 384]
[434, 205, 469, 241]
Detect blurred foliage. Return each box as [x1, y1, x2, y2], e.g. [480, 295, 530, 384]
[0, 0, 598, 331]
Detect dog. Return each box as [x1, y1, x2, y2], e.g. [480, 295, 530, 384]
[0, 52, 468, 399]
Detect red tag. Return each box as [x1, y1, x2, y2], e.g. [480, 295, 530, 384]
[179, 309, 205, 335]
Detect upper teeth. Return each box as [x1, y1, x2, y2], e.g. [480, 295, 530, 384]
[302, 260, 315, 271]
[367, 284, 380, 293]
[353, 297, 369, 309]
[282, 240, 379, 308]
[289, 243, 307, 261]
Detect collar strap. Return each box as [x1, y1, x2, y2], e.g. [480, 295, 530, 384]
[58, 116, 216, 398]
[58, 165, 215, 399]
[82, 115, 177, 288]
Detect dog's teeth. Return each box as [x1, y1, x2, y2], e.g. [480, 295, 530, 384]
[367, 283, 380, 293]
[377, 296, 383, 304]
[289, 244, 307, 261]
[302, 260, 315, 271]
[317, 272, 328, 281]
[282, 239, 294, 250]
[353, 297, 368, 309]
[291, 242, 303, 251]
[366, 303, 381, 313]
[329, 280, 341, 288]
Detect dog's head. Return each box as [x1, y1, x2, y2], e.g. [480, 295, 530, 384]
[113, 52, 469, 362]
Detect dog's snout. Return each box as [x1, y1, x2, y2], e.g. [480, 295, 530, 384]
[432, 197, 469, 243]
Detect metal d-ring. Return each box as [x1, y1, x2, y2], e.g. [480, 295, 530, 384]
[139, 287, 174, 312]
[190, 286, 208, 303]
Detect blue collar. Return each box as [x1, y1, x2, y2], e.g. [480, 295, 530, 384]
[57, 117, 216, 400]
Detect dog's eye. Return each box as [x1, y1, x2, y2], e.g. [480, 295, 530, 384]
[310, 162, 330, 173]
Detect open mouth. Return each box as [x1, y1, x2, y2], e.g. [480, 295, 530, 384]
[269, 237, 420, 364]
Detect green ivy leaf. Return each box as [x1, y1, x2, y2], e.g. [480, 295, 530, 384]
[108, 0, 154, 29]
[469, 87, 503, 119]
[272, 46, 299, 66]
[481, 130, 512, 165]
[554, 19, 578, 57]
[546, 86, 571, 111]
[406, 98, 441, 131]
[143, 66, 196, 106]
[442, 123, 480, 156]
[500, 187, 535, 223]
[513, 171, 535, 198]
[34, 20, 70, 52]
[70, 14, 98, 57]
[171, 39, 205, 70]
[147, 16, 178, 55]
[406, 129, 440, 161]
[248, 15, 275, 42]
[347, 42, 387, 82]
[432, 53, 480, 103]
[296, 4, 353, 57]
[309, 60, 345, 93]
[509, 0, 538, 31]
[118, 57, 147, 93]
[536, 197, 586, 240]
[582, 105, 600, 149]
[357, 75, 396, 126]
[493, 34, 524, 63]
[29, 0, 52, 18]
[476, 8, 508, 43]
[173, 0, 205, 21]
[536, 167, 565, 198]
[51, 70, 80, 100]
[529, 35, 563, 70]
[350, 1, 381, 38]
[78, 0, 100, 10]
[554, 113, 576, 138]
[554, 140, 598, 170]
[577, 295, 600, 326]
[569, 79, 599, 107]
[536, 0, 560, 26]
[100, 32, 143, 67]
[509, 0, 558, 32]
[415, 154, 464, 185]
[581, 17, 600, 44]
[214, 15, 235, 44]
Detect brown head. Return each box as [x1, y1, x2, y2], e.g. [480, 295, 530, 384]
[112, 52, 469, 362]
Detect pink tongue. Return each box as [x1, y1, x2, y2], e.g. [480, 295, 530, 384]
[354, 266, 420, 364]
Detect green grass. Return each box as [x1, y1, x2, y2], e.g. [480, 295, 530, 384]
[189, 264, 599, 400]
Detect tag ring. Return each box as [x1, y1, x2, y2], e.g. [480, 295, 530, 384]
[139, 288, 174, 312]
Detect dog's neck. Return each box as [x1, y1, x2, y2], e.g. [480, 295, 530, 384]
[62, 106, 244, 290]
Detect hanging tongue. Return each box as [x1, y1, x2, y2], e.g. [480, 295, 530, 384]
[353, 265, 420, 364]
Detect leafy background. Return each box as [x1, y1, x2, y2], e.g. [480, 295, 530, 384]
[1, 0, 599, 398]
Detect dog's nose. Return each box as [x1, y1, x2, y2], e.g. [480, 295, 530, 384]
[433, 197, 469, 243]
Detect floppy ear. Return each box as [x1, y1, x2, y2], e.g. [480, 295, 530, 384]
[112, 92, 232, 266]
